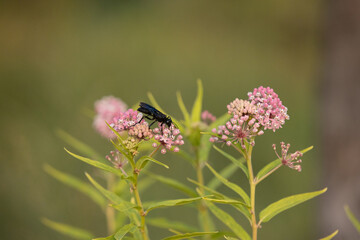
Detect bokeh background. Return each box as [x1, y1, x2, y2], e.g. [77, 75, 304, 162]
[1, 1, 359, 239]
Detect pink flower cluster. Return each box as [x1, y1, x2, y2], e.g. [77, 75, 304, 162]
[201, 110, 216, 124]
[210, 114, 264, 148]
[152, 123, 184, 154]
[273, 142, 303, 172]
[110, 109, 143, 132]
[248, 86, 289, 131]
[93, 96, 127, 139]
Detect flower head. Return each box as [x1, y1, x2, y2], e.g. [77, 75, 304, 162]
[152, 123, 184, 154]
[227, 99, 257, 117]
[248, 86, 289, 132]
[111, 109, 143, 132]
[201, 110, 216, 125]
[128, 122, 153, 140]
[210, 114, 264, 149]
[93, 96, 127, 138]
[272, 142, 303, 172]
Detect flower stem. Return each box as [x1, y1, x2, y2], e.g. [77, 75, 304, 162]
[133, 182, 148, 240]
[106, 174, 116, 235]
[245, 145, 258, 240]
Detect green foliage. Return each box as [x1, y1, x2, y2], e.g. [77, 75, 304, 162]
[205, 201, 251, 240]
[41, 218, 94, 240]
[65, 148, 124, 177]
[114, 223, 137, 239]
[43, 164, 106, 209]
[146, 217, 200, 233]
[136, 156, 169, 169]
[259, 188, 327, 224]
[344, 205, 360, 234]
[205, 163, 250, 205]
[212, 145, 248, 178]
[207, 163, 239, 190]
[319, 230, 339, 240]
[145, 197, 203, 213]
[190, 79, 203, 123]
[162, 231, 218, 240]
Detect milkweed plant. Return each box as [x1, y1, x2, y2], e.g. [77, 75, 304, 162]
[43, 80, 339, 240]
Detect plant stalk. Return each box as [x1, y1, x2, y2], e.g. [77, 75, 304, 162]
[106, 174, 116, 235]
[245, 145, 258, 240]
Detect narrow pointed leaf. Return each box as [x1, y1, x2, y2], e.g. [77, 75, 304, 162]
[206, 163, 250, 205]
[114, 223, 136, 240]
[207, 163, 240, 190]
[56, 129, 103, 161]
[319, 230, 339, 240]
[147, 172, 197, 197]
[41, 218, 94, 240]
[256, 146, 313, 181]
[146, 197, 202, 213]
[190, 79, 203, 123]
[65, 149, 123, 177]
[44, 164, 106, 208]
[199, 113, 230, 163]
[259, 188, 327, 223]
[188, 178, 251, 221]
[224, 236, 239, 240]
[147, 217, 199, 233]
[176, 91, 191, 127]
[213, 145, 248, 178]
[136, 156, 169, 169]
[203, 198, 248, 207]
[345, 205, 360, 233]
[110, 139, 132, 162]
[205, 201, 251, 240]
[162, 231, 218, 240]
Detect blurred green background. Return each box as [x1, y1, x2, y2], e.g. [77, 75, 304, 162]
[0, 1, 324, 239]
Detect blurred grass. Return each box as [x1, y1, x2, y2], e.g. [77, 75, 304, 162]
[0, 1, 322, 239]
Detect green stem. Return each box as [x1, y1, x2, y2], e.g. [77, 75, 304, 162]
[255, 164, 282, 185]
[133, 182, 148, 240]
[106, 174, 116, 235]
[245, 145, 258, 240]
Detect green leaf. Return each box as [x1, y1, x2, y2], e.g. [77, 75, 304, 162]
[259, 188, 327, 223]
[65, 148, 123, 177]
[319, 230, 339, 240]
[114, 223, 137, 240]
[345, 205, 360, 233]
[162, 231, 218, 240]
[56, 129, 103, 162]
[146, 197, 203, 213]
[213, 145, 248, 179]
[188, 178, 251, 222]
[191, 79, 203, 123]
[136, 156, 169, 169]
[110, 139, 132, 162]
[205, 201, 251, 240]
[43, 164, 106, 208]
[85, 173, 140, 224]
[146, 172, 197, 197]
[207, 163, 238, 190]
[176, 91, 191, 127]
[198, 113, 230, 163]
[41, 218, 94, 240]
[147, 217, 199, 233]
[202, 198, 248, 207]
[224, 236, 239, 240]
[205, 163, 250, 205]
[256, 146, 313, 181]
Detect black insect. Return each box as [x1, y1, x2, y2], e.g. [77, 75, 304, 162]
[137, 102, 174, 128]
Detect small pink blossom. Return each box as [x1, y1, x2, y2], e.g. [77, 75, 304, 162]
[152, 123, 184, 154]
[272, 142, 303, 172]
[201, 110, 216, 124]
[128, 122, 153, 140]
[93, 96, 127, 139]
[209, 114, 263, 149]
[248, 86, 289, 132]
[111, 109, 143, 132]
[106, 150, 127, 169]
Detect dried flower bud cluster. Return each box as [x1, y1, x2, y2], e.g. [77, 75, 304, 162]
[93, 96, 127, 139]
[273, 142, 303, 172]
[152, 123, 184, 154]
[106, 150, 127, 169]
[248, 86, 289, 132]
[201, 110, 216, 124]
[128, 122, 153, 140]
